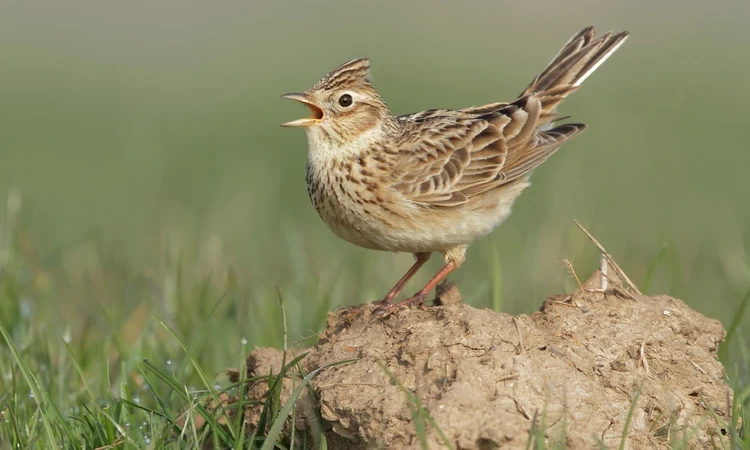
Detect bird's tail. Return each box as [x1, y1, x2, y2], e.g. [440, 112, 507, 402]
[520, 26, 629, 124]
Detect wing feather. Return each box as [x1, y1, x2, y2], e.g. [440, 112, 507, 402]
[392, 97, 584, 206]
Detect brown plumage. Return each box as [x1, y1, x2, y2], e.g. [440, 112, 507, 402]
[282, 26, 628, 314]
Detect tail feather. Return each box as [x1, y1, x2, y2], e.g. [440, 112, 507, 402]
[521, 27, 629, 123]
[472, 27, 627, 186]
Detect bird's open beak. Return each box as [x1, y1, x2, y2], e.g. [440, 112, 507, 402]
[281, 93, 324, 127]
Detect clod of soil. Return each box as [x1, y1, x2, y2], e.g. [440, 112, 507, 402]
[230, 269, 733, 449]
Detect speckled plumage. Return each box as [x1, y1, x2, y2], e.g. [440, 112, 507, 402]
[282, 26, 629, 310]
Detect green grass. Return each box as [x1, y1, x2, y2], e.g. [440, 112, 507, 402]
[0, 247, 343, 449]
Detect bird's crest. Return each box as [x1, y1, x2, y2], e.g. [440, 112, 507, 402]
[311, 58, 372, 92]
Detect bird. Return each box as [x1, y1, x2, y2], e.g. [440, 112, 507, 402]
[281, 26, 628, 315]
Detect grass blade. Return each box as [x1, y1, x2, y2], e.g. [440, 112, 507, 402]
[376, 360, 454, 450]
[488, 236, 503, 312]
[719, 288, 750, 362]
[153, 315, 237, 441]
[619, 386, 641, 450]
[261, 359, 355, 450]
[63, 341, 136, 447]
[0, 319, 61, 447]
[141, 359, 232, 443]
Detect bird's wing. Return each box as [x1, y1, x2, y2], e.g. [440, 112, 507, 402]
[392, 96, 585, 206]
[390, 26, 628, 207]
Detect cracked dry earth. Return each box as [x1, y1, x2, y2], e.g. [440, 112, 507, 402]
[227, 269, 733, 449]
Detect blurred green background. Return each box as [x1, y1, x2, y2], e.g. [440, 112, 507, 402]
[1, 0, 749, 369]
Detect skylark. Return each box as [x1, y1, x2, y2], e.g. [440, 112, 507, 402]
[282, 26, 628, 314]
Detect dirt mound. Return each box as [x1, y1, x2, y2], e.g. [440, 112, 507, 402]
[231, 268, 732, 449]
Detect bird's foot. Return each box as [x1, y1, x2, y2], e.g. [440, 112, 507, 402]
[369, 293, 428, 322]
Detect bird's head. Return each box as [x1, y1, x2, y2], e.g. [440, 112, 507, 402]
[282, 58, 392, 151]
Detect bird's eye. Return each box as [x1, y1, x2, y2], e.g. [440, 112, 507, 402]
[338, 94, 353, 108]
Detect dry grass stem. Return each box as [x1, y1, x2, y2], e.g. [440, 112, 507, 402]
[573, 219, 642, 295]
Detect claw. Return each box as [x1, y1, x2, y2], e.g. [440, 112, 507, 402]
[368, 294, 427, 323]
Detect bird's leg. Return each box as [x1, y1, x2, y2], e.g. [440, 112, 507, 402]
[373, 261, 456, 317]
[381, 252, 431, 304]
[402, 261, 457, 307]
